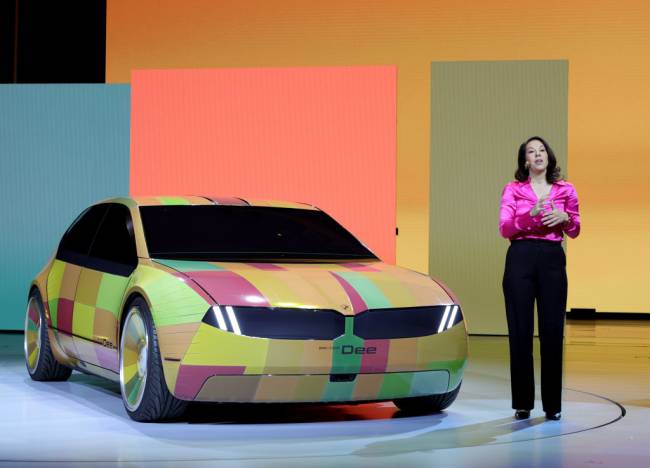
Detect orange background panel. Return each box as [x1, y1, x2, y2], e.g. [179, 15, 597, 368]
[130, 67, 397, 263]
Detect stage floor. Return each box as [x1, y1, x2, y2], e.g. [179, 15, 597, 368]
[1, 320, 649, 467]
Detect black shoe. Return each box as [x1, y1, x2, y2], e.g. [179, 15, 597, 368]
[514, 410, 530, 420]
[545, 412, 561, 420]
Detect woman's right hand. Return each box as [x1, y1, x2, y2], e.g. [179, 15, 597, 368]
[530, 194, 548, 217]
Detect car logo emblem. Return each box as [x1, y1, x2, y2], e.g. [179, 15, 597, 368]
[342, 304, 350, 311]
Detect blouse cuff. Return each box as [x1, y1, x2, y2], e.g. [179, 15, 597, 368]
[515, 212, 542, 232]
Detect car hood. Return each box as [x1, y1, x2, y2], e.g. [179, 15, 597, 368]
[153, 259, 453, 315]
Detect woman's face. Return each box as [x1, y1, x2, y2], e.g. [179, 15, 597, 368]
[525, 139, 548, 174]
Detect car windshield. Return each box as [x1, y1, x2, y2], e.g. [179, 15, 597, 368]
[139, 205, 377, 262]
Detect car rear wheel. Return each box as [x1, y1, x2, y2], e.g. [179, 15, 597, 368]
[393, 381, 462, 414]
[119, 297, 187, 422]
[25, 291, 72, 381]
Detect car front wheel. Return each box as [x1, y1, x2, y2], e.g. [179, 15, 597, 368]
[119, 297, 187, 422]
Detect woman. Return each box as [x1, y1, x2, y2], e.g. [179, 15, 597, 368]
[499, 136, 580, 421]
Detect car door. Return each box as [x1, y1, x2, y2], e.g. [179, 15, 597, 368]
[72, 204, 138, 373]
[47, 204, 109, 358]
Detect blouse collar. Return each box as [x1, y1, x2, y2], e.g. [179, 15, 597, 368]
[524, 177, 566, 186]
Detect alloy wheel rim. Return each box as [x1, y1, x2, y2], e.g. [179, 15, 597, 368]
[120, 307, 149, 412]
[24, 297, 42, 374]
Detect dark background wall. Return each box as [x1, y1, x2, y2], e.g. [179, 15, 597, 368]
[1, 0, 106, 83]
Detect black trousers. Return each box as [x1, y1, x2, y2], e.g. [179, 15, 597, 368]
[502, 239, 567, 413]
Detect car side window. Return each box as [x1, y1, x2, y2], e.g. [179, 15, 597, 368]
[57, 205, 109, 265]
[87, 204, 138, 276]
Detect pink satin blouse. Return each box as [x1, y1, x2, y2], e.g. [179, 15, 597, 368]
[499, 179, 581, 242]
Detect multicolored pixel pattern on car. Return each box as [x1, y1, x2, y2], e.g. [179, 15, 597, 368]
[33, 196, 468, 404]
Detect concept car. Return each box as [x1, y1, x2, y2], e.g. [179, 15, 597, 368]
[25, 196, 468, 421]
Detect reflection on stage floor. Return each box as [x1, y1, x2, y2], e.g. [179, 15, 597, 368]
[0, 319, 648, 467]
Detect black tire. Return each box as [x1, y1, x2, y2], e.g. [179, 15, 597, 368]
[25, 290, 72, 381]
[119, 297, 187, 422]
[393, 380, 462, 414]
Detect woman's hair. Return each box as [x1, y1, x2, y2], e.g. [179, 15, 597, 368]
[515, 136, 563, 183]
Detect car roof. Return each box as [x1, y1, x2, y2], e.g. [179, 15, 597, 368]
[100, 196, 320, 210]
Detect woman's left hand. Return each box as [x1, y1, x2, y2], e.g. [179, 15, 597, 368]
[542, 201, 570, 227]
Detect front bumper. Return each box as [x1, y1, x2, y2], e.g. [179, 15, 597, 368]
[158, 317, 468, 402]
[190, 369, 454, 403]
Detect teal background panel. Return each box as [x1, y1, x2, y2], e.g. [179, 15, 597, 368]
[0, 84, 131, 330]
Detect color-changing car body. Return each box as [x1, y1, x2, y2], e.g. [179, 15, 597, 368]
[25, 196, 468, 421]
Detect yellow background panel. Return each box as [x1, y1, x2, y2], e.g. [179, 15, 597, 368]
[107, 0, 650, 313]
